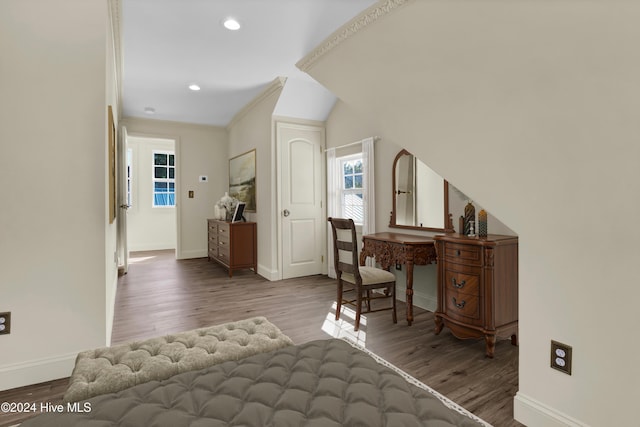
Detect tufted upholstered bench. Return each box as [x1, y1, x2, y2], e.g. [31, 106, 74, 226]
[63, 317, 293, 402]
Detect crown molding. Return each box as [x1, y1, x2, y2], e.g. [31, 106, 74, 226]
[226, 76, 287, 129]
[109, 0, 123, 120]
[296, 0, 410, 73]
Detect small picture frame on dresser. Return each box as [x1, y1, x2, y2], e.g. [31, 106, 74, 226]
[231, 202, 246, 223]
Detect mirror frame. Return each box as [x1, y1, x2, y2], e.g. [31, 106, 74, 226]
[389, 149, 454, 233]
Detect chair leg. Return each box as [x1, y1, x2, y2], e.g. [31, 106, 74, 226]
[366, 290, 371, 312]
[355, 289, 362, 331]
[335, 279, 343, 321]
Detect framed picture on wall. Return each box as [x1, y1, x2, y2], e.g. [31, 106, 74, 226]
[229, 149, 256, 212]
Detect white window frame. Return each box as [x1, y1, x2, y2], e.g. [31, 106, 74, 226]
[152, 150, 176, 208]
[339, 153, 364, 225]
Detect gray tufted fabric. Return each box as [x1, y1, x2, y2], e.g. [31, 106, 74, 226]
[63, 317, 293, 403]
[24, 339, 487, 427]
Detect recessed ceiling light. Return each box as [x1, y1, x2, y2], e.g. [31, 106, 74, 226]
[223, 18, 240, 31]
[188, 84, 201, 91]
[144, 107, 155, 114]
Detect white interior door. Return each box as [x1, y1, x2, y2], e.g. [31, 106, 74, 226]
[278, 122, 324, 279]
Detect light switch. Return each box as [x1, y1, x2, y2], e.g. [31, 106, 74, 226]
[188, 190, 194, 198]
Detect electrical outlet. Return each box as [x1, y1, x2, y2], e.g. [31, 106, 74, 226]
[0, 312, 11, 335]
[551, 340, 572, 375]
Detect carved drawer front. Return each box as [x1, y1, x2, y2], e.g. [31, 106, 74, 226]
[444, 269, 480, 296]
[445, 288, 481, 324]
[443, 242, 482, 266]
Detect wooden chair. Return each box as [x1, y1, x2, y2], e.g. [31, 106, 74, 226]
[328, 217, 397, 331]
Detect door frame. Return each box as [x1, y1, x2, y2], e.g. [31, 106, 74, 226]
[122, 130, 180, 259]
[117, 126, 129, 274]
[274, 117, 327, 280]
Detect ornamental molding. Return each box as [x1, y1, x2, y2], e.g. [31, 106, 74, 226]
[109, 0, 123, 119]
[226, 77, 287, 129]
[296, 0, 411, 72]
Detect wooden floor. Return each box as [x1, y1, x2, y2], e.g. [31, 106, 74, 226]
[0, 250, 523, 427]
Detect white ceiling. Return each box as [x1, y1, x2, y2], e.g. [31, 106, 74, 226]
[121, 0, 377, 127]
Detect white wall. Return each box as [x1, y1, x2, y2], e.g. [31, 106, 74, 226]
[121, 118, 228, 259]
[0, 0, 115, 390]
[105, 0, 121, 347]
[126, 136, 177, 251]
[273, 77, 337, 122]
[305, 1, 640, 425]
[227, 79, 285, 279]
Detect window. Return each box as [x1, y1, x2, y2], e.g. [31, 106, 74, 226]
[153, 151, 175, 207]
[340, 154, 363, 224]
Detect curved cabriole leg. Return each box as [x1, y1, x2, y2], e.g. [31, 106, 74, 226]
[434, 315, 444, 334]
[485, 334, 497, 358]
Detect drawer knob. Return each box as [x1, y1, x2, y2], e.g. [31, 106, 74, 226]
[452, 297, 466, 309]
[451, 278, 466, 289]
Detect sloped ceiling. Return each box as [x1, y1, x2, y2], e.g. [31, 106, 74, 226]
[120, 0, 376, 126]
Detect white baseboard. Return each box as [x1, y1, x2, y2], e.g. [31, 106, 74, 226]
[176, 249, 206, 260]
[128, 243, 177, 252]
[396, 285, 437, 313]
[257, 264, 279, 281]
[0, 353, 76, 392]
[514, 392, 589, 427]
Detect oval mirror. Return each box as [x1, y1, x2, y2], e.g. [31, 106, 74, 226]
[390, 149, 454, 232]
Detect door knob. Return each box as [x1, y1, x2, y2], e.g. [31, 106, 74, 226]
[283, 209, 290, 217]
[120, 204, 131, 210]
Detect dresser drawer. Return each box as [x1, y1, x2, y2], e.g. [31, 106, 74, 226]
[218, 237, 230, 256]
[444, 288, 481, 325]
[217, 221, 230, 236]
[218, 245, 230, 265]
[444, 269, 480, 296]
[208, 247, 217, 258]
[443, 242, 482, 266]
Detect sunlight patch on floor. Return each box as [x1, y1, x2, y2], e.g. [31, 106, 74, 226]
[128, 255, 157, 264]
[322, 302, 367, 347]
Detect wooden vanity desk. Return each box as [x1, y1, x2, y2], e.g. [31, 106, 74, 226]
[360, 232, 437, 325]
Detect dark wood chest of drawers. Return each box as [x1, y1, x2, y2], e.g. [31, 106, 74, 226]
[434, 234, 518, 358]
[208, 219, 257, 277]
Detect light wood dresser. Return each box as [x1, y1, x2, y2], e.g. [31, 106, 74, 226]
[434, 233, 518, 358]
[208, 219, 257, 277]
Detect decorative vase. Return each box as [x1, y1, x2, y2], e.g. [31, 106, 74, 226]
[478, 209, 488, 237]
[464, 201, 475, 236]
